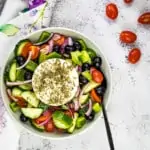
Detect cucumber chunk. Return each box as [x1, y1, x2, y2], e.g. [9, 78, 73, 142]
[21, 91, 39, 107]
[9, 61, 17, 82]
[68, 113, 78, 133]
[16, 69, 25, 81]
[76, 116, 86, 129]
[9, 102, 20, 112]
[21, 108, 43, 119]
[15, 39, 31, 56]
[71, 51, 82, 65]
[92, 103, 101, 113]
[79, 94, 89, 105]
[38, 53, 47, 64]
[52, 111, 73, 129]
[87, 48, 96, 59]
[79, 50, 91, 64]
[12, 87, 22, 97]
[31, 120, 44, 132]
[47, 52, 62, 59]
[19, 84, 32, 91]
[82, 71, 92, 81]
[83, 81, 100, 94]
[25, 60, 38, 72]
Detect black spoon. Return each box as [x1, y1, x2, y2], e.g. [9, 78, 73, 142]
[101, 102, 115, 150]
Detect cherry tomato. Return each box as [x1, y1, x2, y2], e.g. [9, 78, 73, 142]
[45, 120, 55, 132]
[124, 0, 133, 4]
[120, 31, 137, 43]
[22, 45, 40, 60]
[92, 69, 104, 83]
[54, 36, 65, 46]
[106, 3, 118, 20]
[90, 89, 101, 103]
[35, 111, 52, 124]
[128, 48, 141, 64]
[138, 12, 150, 24]
[15, 96, 27, 107]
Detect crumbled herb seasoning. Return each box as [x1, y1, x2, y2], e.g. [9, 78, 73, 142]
[32, 59, 79, 106]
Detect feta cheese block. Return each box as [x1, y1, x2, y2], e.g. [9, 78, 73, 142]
[32, 58, 79, 106]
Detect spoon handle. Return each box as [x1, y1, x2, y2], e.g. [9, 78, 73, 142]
[102, 103, 115, 150]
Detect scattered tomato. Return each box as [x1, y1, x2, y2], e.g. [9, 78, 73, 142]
[92, 69, 104, 83]
[120, 31, 137, 43]
[124, 0, 133, 4]
[106, 3, 118, 20]
[90, 89, 102, 103]
[45, 120, 55, 132]
[128, 48, 141, 64]
[35, 111, 52, 124]
[138, 12, 150, 24]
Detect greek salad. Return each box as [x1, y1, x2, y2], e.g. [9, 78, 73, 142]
[4, 31, 107, 133]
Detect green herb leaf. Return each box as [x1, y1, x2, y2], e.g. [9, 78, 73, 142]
[0, 24, 20, 36]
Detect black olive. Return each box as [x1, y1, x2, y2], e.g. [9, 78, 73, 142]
[24, 71, 33, 80]
[16, 56, 25, 66]
[20, 114, 28, 122]
[53, 45, 60, 53]
[93, 56, 102, 65]
[65, 45, 75, 54]
[73, 41, 81, 50]
[94, 62, 101, 70]
[82, 63, 91, 71]
[79, 74, 88, 85]
[95, 86, 106, 96]
[101, 78, 107, 88]
[85, 111, 95, 121]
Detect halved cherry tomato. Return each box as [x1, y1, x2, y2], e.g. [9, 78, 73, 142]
[120, 31, 137, 43]
[35, 111, 52, 124]
[54, 36, 65, 46]
[22, 45, 40, 60]
[124, 0, 133, 4]
[14, 96, 27, 107]
[138, 12, 150, 24]
[45, 120, 55, 132]
[90, 89, 101, 103]
[21, 42, 32, 58]
[106, 3, 118, 20]
[92, 69, 104, 83]
[128, 48, 141, 64]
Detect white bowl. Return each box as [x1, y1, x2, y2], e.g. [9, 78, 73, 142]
[0, 27, 112, 139]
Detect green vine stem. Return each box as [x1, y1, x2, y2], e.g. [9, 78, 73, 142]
[29, 1, 48, 32]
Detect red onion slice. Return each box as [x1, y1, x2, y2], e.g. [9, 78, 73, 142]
[77, 66, 82, 72]
[16, 51, 32, 70]
[60, 38, 68, 54]
[6, 80, 32, 87]
[52, 33, 61, 41]
[74, 99, 79, 111]
[85, 99, 92, 116]
[38, 117, 51, 126]
[7, 89, 18, 102]
[48, 40, 54, 53]
[75, 87, 81, 98]
[68, 37, 73, 46]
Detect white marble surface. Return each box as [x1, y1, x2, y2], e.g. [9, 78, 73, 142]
[0, 0, 150, 150]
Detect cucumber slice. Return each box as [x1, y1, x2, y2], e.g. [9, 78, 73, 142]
[76, 116, 86, 129]
[31, 120, 44, 132]
[68, 113, 78, 133]
[25, 60, 38, 72]
[9, 102, 20, 112]
[87, 48, 96, 59]
[71, 51, 82, 65]
[12, 87, 22, 97]
[38, 102, 49, 111]
[37, 31, 51, 43]
[21, 108, 43, 119]
[83, 81, 100, 94]
[19, 84, 32, 91]
[15, 39, 31, 56]
[82, 71, 92, 81]
[47, 52, 62, 59]
[21, 91, 39, 107]
[16, 69, 25, 81]
[52, 111, 73, 129]
[79, 50, 91, 64]
[92, 103, 101, 113]
[79, 94, 89, 105]
[9, 61, 17, 82]
[77, 39, 87, 50]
